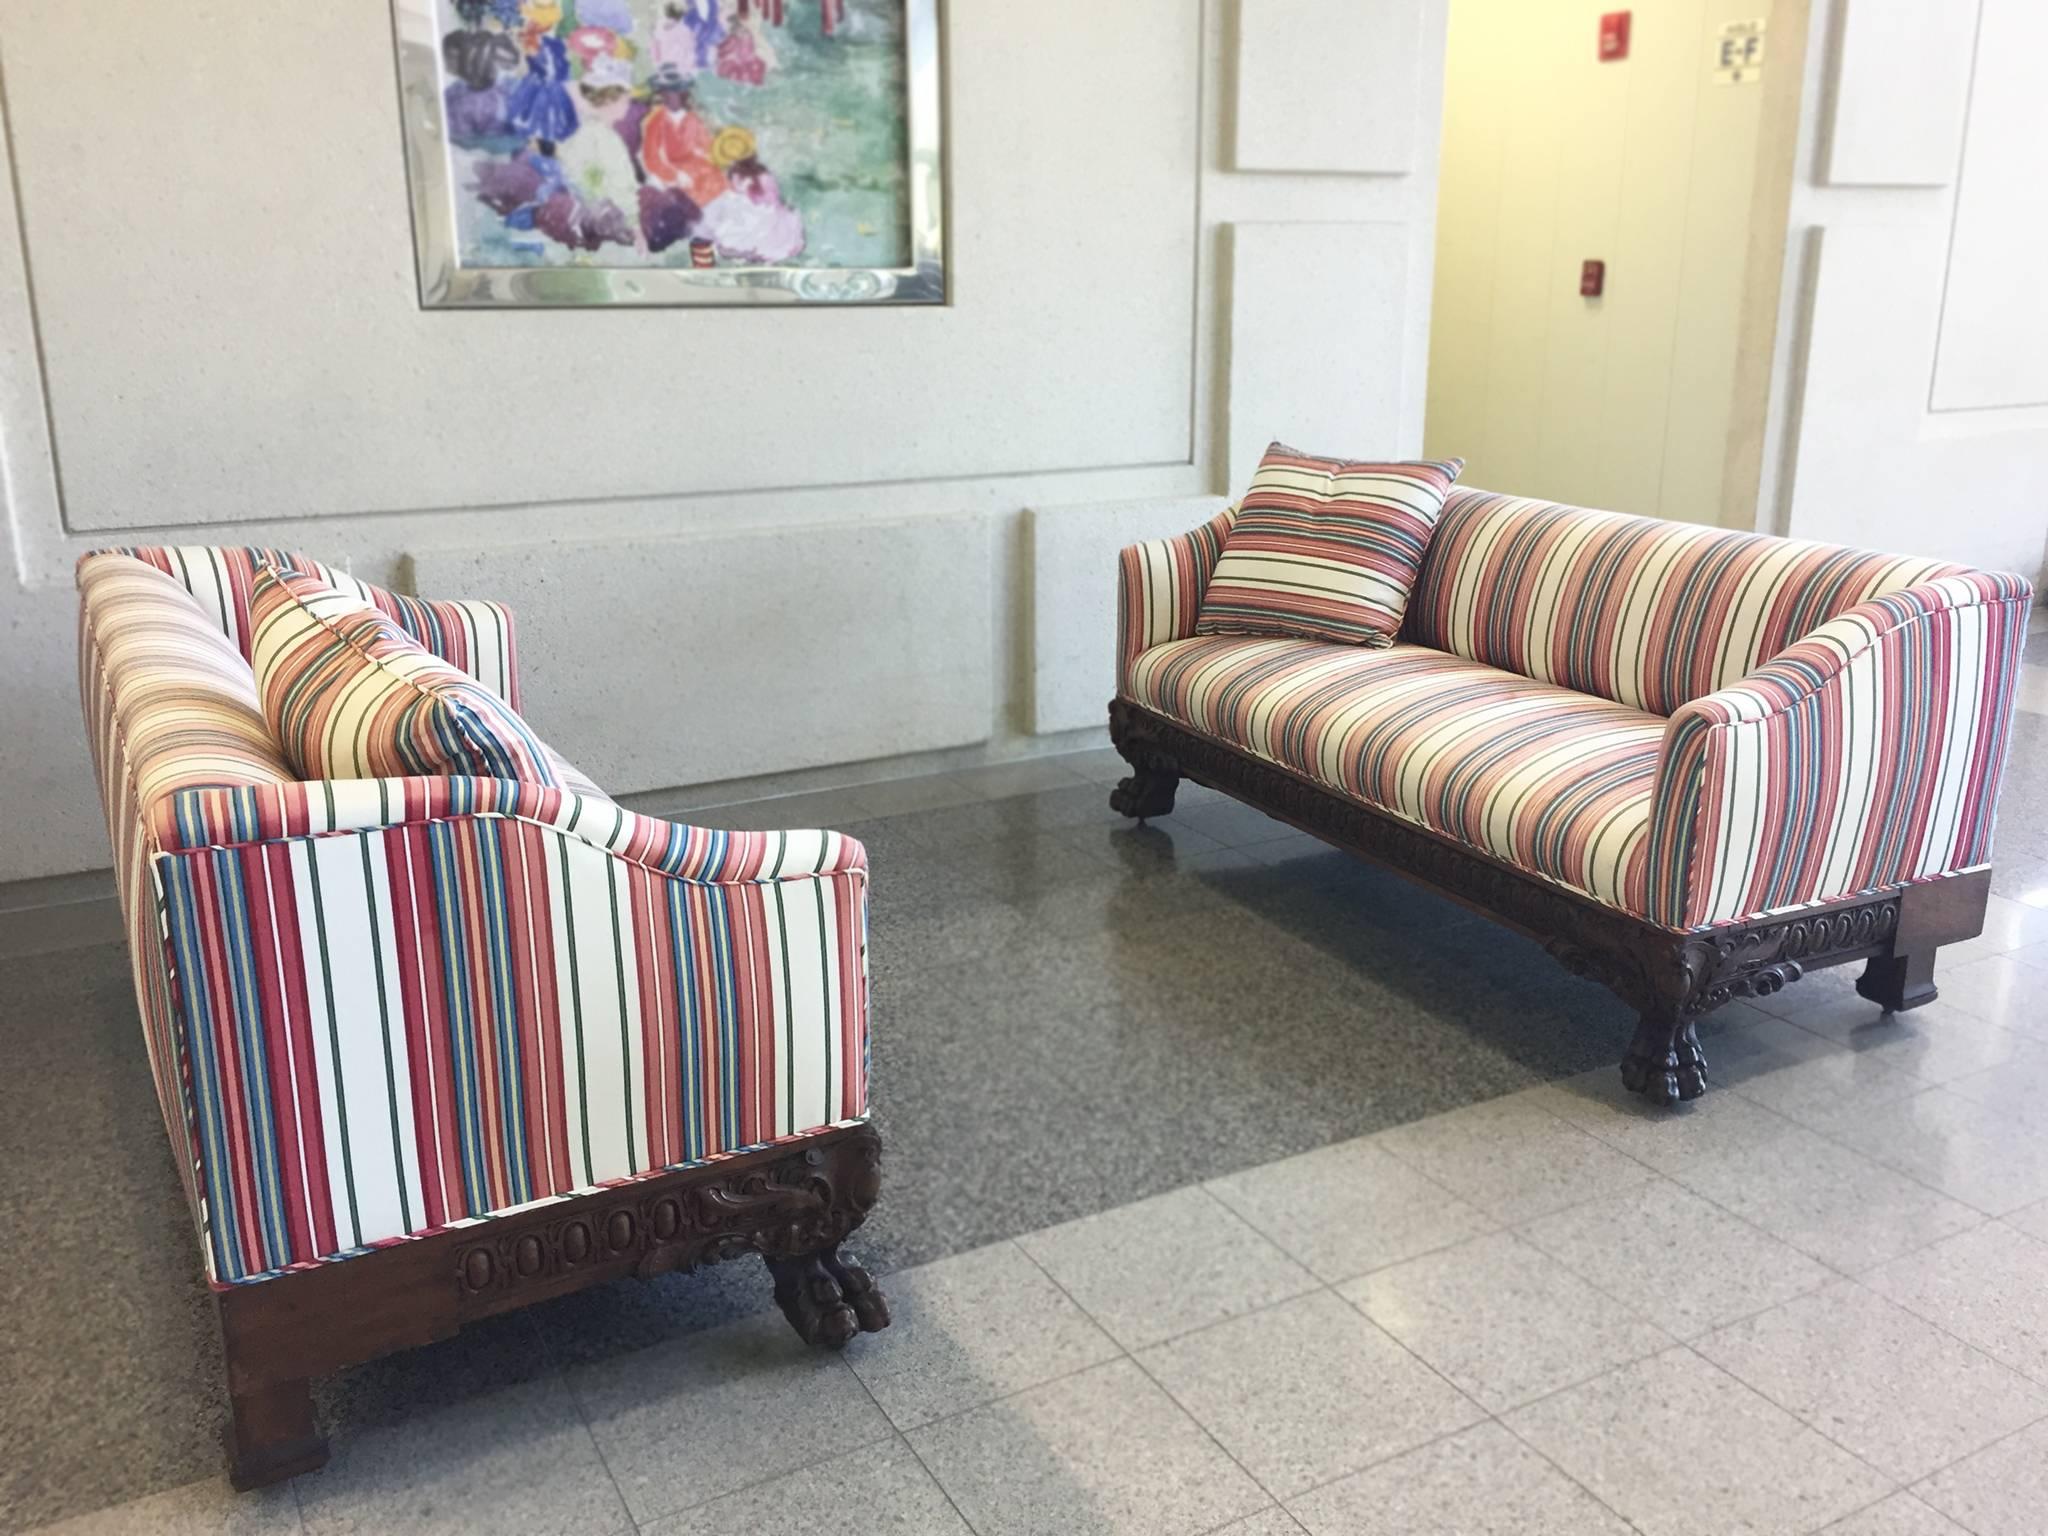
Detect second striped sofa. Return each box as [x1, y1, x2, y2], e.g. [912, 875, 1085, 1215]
[78, 546, 885, 1489]
[1111, 489, 2032, 1104]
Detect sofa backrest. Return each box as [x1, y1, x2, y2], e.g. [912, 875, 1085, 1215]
[77, 554, 296, 847]
[117, 545, 521, 708]
[1403, 489, 1963, 715]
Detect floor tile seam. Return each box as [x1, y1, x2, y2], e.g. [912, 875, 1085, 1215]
[1005, 1183, 1321, 1338]
[1308, 1277, 1500, 1429]
[844, 1239, 1133, 1437]
[1367, 1084, 1685, 1205]
[1334, 1267, 1680, 1420]
[1263, 1411, 1524, 1515]
[1814, 1488, 1930, 1536]
[1828, 1263, 2048, 1395]
[556, 1339, 891, 1530]
[1120, 1344, 1318, 1513]
[1721, 1073, 2041, 1220]
[964, 772, 1101, 804]
[558, 1378, 658, 1535]
[1202, 1156, 1508, 1284]
[1764, 1009, 2030, 1090]
[997, 1236, 1279, 1519]
[1188, 1507, 1296, 1536]
[837, 1368, 987, 1536]
[1915, 973, 2044, 1035]
[1678, 1340, 1910, 1493]
[1475, 1411, 1658, 1536]
[1902, 1407, 2048, 1502]
[1700, 1265, 2048, 1391]
[1499, 1206, 1837, 1346]
[625, 1419, 904, 1530]
[1621, 1117, 2003, 1284]
[877, 1350, 1137, 1441]
[1296, 1219, 1513, 1292]
[1997, 1199, 2048, 1233]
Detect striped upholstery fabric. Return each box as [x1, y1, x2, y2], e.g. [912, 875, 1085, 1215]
[157, 813, 868, 1284]
[1648, 572, 2032, 929]
[79, 550, 872, 1285]
[78, 555, 298, 1218]
[1128, 638, 1665, 911]
[123, 545, 521, 708]
[251, 565, 560, 788]
[1404, 490, 1961, 715]
[1118, 505, 2031, 932]
[1118, 505, 1239, 694]
[1196, 449, 1463, 647]
[77, 556, 297, 815]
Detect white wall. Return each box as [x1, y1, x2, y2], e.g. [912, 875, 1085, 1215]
[0, 0, 1451, 882]
[1424, 0, 1774, 527]
[1758, 0, 2048, 577]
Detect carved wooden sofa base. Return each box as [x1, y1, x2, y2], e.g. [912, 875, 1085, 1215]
[1109, 699, 1990, 1106]
[217, 1124, 888, 1489]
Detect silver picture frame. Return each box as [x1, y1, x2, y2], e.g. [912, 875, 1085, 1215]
[389, 0, 945, 308]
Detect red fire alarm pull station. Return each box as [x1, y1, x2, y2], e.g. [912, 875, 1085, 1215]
[1581, 260, 1606, 297]
[1600, 11, 1631, 60]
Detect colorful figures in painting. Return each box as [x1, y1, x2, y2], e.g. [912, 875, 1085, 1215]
[717, 9, 776, 84]
[699, 154, 805, 261]
[506, 30, 579, 142]
[450, 0, 824, 265]
[641, 70, 728, 205]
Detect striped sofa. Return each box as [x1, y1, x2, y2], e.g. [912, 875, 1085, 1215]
[1112, 489, 2032, 1103]
[77, 547, 885, 1488]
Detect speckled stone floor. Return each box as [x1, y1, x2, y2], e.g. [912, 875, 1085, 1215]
[0, 749, 1654, 1533]
[6, 615, 2047, 1533]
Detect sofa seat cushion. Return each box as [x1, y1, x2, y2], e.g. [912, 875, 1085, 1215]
[1126, 637, 1668, 915]
[251, 564, 561, 787]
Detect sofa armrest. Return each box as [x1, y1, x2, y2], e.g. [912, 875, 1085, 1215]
[154, 775, 866, 885]
[1116, 506, 1239, 695]
[149, 792, 869, 1284]
[1645, 571, 2033, 929]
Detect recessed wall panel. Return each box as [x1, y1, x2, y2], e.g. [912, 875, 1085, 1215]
[1226, 222, 1409, 489]
[409, 514, 992, 793]
[1823, 0, 1976, 187]
[1931, 0, 2048, 411]
[1234, 0, 1421, 173]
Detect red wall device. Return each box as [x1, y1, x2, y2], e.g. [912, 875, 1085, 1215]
[1599, 11, 1631, 61]
[1581, 260, 1606, 297]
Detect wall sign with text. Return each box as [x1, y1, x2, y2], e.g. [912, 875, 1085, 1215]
[1715, 19, 1766, 84]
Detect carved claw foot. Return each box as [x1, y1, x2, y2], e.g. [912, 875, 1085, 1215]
[1109, 767, 1179, 820]
[1620, 1018, 1708, 1106]
[766, 1248, 890, 1349]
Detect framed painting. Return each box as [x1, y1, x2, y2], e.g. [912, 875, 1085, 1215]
[390, 0, 944, 307]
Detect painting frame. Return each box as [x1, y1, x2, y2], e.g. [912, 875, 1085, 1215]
[389, 0, 945, 308]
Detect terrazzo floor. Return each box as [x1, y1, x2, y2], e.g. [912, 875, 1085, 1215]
[5, 613, 2047, 1535]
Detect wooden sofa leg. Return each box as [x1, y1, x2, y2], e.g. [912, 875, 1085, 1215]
[226, 1377, 328, 1490]
[1110, 765, 1179, 820]
[1855, 947, 1939, 1013]
[766, 1246, 891, 1350]
[1619, 1011, 1709, 1106]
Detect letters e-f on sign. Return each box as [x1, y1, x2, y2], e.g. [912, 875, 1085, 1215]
[1715, 19, 1765, 84]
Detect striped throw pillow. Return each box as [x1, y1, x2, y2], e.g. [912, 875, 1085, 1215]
[250, 564, 560, 786]
[1195, 445, 1464, 646]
